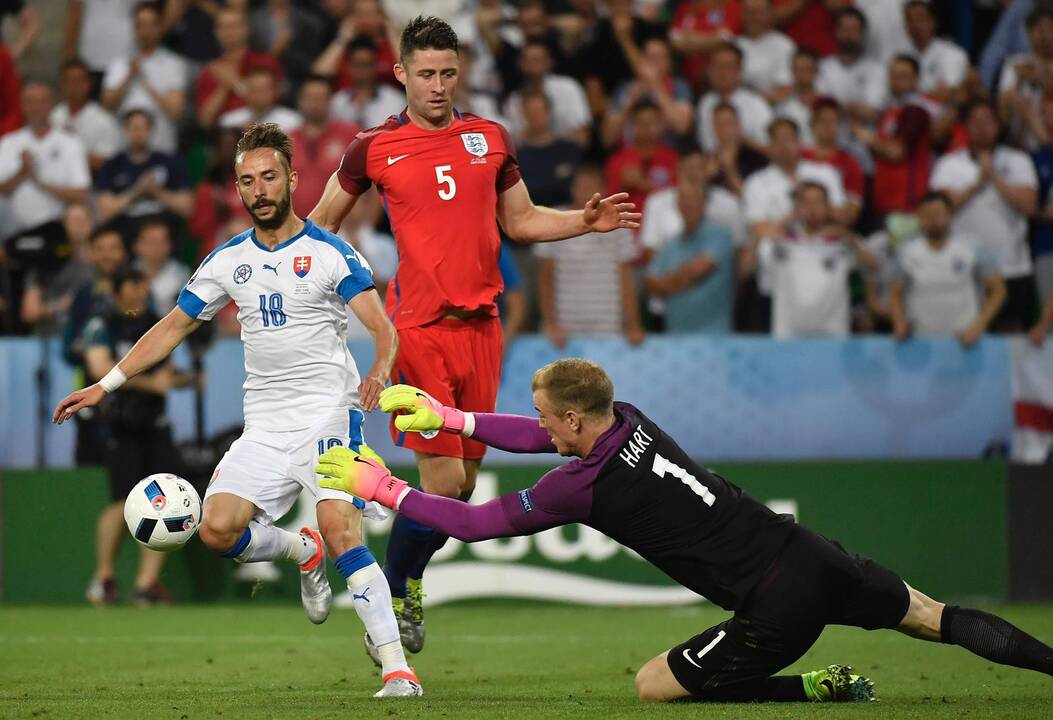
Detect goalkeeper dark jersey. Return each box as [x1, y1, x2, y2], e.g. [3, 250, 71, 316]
[397, 402, 796, 610]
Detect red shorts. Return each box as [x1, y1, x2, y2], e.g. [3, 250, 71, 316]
[391, 315, 503, 459]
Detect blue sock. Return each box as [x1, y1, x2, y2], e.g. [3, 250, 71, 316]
[334, 545, 376, 578]
[220, 527, 252, 558]
[383, 514, 435, 598]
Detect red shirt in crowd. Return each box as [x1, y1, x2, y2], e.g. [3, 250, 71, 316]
[337, 110, 521, 329]
[802, 146, 865, 206]
[195, 52, 282, 117]
[871, 102, 932, 215]
[0, 44, 22, 136]
[672, 0, 742, 90]
[289, 121, 361, 217]
[604, 144, 679, 219]
[772, 0, 839, 57]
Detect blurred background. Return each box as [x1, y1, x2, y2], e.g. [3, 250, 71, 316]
[1, 0, 1052, 609]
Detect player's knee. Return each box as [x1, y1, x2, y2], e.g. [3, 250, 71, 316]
[319, 518, 362, 558]
[634, 662, 669, 702]
[199, 514, 244, 554]
[420, 469, 466, 498]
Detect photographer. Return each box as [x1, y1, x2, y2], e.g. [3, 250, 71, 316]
[81, 265, 195, 606]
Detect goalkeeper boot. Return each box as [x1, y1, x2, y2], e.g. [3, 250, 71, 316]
[374, 668, 423, 697]
[802, 664, 876, 702]
[364, 596, 406, 668]
[401, 577, 426, 653]
[299, 527, 332, 625]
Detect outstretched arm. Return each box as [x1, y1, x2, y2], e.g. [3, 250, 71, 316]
[496, 179, 640, 244]
[379, 384, 557, 453]
[309, 172, 360, 233]
[316, 449, 580, 541]
[53, 307, 200, 423]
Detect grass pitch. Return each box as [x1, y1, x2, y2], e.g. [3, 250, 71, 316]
[1, 602, 1051, 719]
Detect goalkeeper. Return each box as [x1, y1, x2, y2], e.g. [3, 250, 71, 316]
[316, 358, 1053, 703]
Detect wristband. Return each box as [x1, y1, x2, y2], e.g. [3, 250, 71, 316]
[460, 411, 476, 437]
[99, 367, 127, 393]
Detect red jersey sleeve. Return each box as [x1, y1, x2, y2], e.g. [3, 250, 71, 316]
[336, 132, 375, 196]
[840, 152, 865, 203]
[897, 105, 931, 146]
[495, 122, 522, 193]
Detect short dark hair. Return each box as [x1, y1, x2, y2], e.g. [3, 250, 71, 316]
[630, 98, 660, 117]
[794, 47, 819, 64]
[961, 98, 999, 125]
[835, 7, 867, 29]
[712, 41, 743, 64]
[245, 65, 278, 82]
[917, 190, 952, 209]
[235, 122, 293, 170]
[795, 180, 829, 203]
[90, 223, 122, 244]
[113, 265, 147, 293]
[136, 215, 170, 238]
[520, 88, 551, 111]
[812, 96, 841, 115]
[133, 1, 162, 19]
[399, 15, 458, 63]
[713, 101, 739, 117]
[768, 116, 800, 138]
[905, 0, 935, 17]
[676, 139, 705, 157]
[1027, 7, 1053, 30]
[348, 35, 378, 55]
[300, 73, 335, 92]
[122, 108, 154, 127]
[892, 53, 920, 76]
[61, 59, 90, 75]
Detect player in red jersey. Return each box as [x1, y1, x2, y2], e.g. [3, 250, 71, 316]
[309, 15, 640, 660]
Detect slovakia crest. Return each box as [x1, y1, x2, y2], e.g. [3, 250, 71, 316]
[294, 255, 312, 278]
[233, 263, 252, 284]
[461, 132, 488, 157]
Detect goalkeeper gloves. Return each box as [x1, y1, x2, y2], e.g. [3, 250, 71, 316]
[379, 384, 468, 435]
[316, 446, 410, 509]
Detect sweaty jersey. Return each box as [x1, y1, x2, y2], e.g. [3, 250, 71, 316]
[337, 109, 521, 329]
[399, 402, 796, 610]
[177, 220, 375, 431]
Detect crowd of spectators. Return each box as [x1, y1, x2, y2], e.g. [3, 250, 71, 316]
[3, 0, 1053, 355]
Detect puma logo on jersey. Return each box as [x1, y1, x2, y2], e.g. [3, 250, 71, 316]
[387, 154, 410, 165]
[263, 262, 281, 275]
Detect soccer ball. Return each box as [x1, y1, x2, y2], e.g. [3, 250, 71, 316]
[124, 474, 202, 551]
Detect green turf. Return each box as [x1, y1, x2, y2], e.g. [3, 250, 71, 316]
[1, 602, 1051, 719]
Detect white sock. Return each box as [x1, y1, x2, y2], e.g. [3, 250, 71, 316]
[347, 562, 410, 677]
[235, 520, 314, 565]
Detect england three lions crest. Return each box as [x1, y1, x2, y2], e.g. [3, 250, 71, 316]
[461, 133, 488, 157]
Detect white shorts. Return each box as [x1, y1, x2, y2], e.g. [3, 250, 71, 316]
[204, 406, 385, 524]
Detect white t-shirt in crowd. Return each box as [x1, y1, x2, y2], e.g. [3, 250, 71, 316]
[533, 228, 636, 336]
[759, 231, 856, 338]
[861, 0, 911, 62]
[893, 234, 1000, 336]
[742, 161, 846, 224]
[137, 258, 192, 313]
[775, 95, 815, 147]
[640, 184, 746, 253]
[736, 31, 795, 93]
[331, 85, 406, 130]
[816, 55, 888, 112]
[219, 105, 303, 133]
[0, 128, 91, 235]
[102, 48, 188, 154]
[503, 75, 591, 140]
[50, 102, 122, 163]
[78, 0, 135, 72]
[696, 88, 774, 151]
[913, 38, 969, 95]
[997, 53, 1048, 150]
[929, 146, 1038, 278]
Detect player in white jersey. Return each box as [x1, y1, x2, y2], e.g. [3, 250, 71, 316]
[53, 123, 422, 698]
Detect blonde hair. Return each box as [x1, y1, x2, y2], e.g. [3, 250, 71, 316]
[532, 358, 614, 417]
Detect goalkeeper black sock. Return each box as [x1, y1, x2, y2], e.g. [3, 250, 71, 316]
[406, 488, 472, 580]
[941, 605, 1053, 676]
[693, 676, 807, 703]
